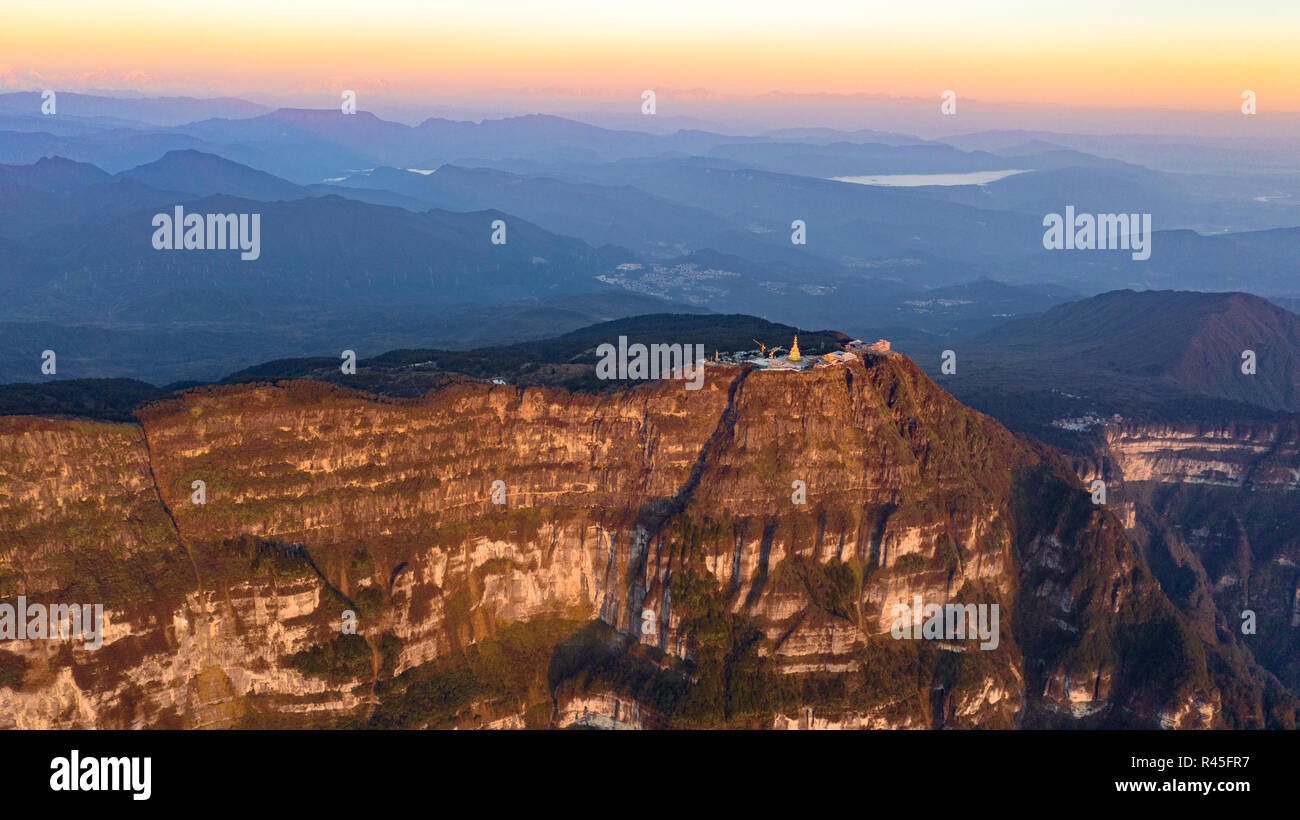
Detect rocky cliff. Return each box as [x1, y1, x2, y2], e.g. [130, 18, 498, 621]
[0, 354, 1275, 728]
[1074, 419, 1300, 723]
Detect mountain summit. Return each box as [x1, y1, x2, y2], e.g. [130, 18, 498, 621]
[1, 350, 1282, 728]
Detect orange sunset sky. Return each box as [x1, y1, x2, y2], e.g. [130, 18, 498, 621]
[2, 0, 1297, 112]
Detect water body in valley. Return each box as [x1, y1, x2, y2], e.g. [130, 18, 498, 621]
[829, 169, 1030, 187]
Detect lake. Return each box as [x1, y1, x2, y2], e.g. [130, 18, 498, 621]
[829, 169, 1030, 187]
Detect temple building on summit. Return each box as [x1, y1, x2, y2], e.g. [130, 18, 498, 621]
[846, 338, 892, 355]
[706, 334, 895, 372]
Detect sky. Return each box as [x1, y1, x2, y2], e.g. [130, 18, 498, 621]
[2, 0, 1297, 114]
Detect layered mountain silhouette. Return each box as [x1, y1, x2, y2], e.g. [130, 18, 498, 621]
[1, 103, 1298, 388]
[982, 290, 1300, 413]
[118, 149, 311, 200]
[0, 149, 1097, 382]
[911, 289, 1300, 445]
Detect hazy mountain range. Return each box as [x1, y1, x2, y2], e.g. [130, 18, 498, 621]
[0, 93, 1298, 385]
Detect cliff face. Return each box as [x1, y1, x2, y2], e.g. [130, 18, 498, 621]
[1078, 420, 1300, 722]
[0, 355, 1251, 728]
[1098, 423, 1300, 489]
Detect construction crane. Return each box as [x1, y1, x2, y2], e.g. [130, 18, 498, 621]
[752, 339, 768, 356]
[767, 346, 786, 359]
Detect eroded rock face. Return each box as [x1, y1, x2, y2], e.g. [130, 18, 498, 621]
[1080, 420, 1300, 723]
[1100, 424, 1300, 488]
[0, 356, 1258, 728]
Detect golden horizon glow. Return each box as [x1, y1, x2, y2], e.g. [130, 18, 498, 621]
[2, 1, 1298, 112]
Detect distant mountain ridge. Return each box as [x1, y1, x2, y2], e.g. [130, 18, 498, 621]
[117, 149, 310, 200]
[982, 289, 1300, 413]
[0, 151, 1089, 354]
[0, 91, 271, 125]
[916, 289, 1300, 444]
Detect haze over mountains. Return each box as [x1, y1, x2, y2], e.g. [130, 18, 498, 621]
[1, 92, 1299, 384]
[912, 290, 1300, 442]
[985, 290, 1300, 412]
